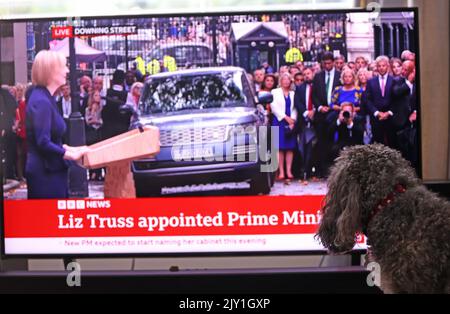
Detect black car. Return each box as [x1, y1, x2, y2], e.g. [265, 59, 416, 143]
[132, 66, 275, 197]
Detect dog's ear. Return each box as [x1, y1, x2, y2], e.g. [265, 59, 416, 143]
[317, 158, 363, 253]
[334, 181, 362, 252]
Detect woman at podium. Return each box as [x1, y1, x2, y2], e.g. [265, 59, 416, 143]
[25, 50, 88, 199]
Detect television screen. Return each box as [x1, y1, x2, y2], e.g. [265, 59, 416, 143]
[0, 8, 419, 257]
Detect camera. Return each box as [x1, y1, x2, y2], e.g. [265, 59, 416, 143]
[343, 111, 351, 119]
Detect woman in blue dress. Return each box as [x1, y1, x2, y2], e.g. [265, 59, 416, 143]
[330, 68, 364, 124]
[26, 50, 88, 199]
[270, 73, 297, 181]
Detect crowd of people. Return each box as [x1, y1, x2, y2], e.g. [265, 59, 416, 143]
[0, 66, 143, 184]
[1, 48, 418, 192]
[249, 50, 417, 183]
[0, 80, 40, 185]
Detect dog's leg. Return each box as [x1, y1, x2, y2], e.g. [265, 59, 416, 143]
[380, 273, 395, 294]
[367, 256, 395, 294]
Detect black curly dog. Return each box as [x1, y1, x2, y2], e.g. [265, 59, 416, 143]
[316, 144, 449, 294]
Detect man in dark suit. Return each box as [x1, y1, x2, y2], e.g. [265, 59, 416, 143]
[391, 60, 417, 168]
[56, 84, 72, 143]
[328, 102, 364, 161]
[79, 75, 92, 117]
[364, 55, 396, 149]
[101, 70, 130, 140]
[294, 67, 318, 180]
[56, 84, 71, 117]
[312, 52, 341, 177]
[391, 60, 417, 130]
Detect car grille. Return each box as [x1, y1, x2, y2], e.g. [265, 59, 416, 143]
[232, 144, 257, 156]
[159, 126, 228, 147]
[229, 144, 258, 162]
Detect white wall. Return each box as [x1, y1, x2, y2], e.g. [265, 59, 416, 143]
[346, 13, 375, 62]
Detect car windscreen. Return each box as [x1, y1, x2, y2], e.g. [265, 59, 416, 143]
[140, 71, 249, 114]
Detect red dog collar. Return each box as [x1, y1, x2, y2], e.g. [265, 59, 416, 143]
[366, 184, 407, 229]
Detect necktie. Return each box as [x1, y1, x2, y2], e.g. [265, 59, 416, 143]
[307, 84, 313, 111]
[326, 72, 331, 97]
[381, 76, 386, 97]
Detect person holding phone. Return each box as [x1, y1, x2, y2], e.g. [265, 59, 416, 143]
[26, 50, 89, 199]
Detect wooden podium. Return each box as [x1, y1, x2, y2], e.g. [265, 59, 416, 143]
[82, 126, 160, 198]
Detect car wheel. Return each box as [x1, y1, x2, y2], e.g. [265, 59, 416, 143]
[250, 172, 271, 195]
[135, 181, 161, 197]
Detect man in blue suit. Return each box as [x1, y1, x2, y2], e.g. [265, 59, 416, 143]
[364, 55, 397, 149]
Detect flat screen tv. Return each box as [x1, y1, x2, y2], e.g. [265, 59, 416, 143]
[0, 7, 420, 257]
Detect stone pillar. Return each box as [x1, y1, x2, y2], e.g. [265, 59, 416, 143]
[346, 13, 375, 62]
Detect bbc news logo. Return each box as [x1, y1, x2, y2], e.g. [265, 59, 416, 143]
[58, 200, 85, 210]
[57, 200, 112, 210]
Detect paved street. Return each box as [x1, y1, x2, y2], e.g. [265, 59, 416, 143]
[3, 181, 106, 200]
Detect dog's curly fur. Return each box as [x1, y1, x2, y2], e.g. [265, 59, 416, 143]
[316, 144, 450, 294]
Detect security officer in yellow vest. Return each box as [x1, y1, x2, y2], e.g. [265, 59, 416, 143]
[135, 54, 146, 76]
[163, 55, 177, 72]
[135, 54, 177, 75]
[285, 47, 304, 64]
[146, 59, 161, 75]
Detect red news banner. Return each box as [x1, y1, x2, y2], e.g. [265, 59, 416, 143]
[4, 196, 326, 238]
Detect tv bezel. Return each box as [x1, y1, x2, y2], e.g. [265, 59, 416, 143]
[0, 7, 422, 259]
